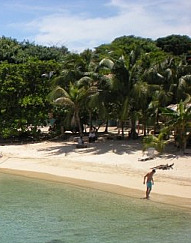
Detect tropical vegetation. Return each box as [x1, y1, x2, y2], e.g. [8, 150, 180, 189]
[0, 34, 191, 152]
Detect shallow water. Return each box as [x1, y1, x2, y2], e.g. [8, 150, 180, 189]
[0, 173, 191, 243]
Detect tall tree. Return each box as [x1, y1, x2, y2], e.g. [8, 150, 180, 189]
[156, 35, 191, 55]
[161, 101, 191, 152]
[0, 60, 58, 138]
[98, 56, 130, 136]
[49, 83, 97, 137]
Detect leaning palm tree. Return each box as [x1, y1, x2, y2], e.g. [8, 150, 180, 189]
[49, 83, 97, 137]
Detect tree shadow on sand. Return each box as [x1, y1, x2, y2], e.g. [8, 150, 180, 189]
[37, 137, 143, 157]
[37, 135, 191, 159]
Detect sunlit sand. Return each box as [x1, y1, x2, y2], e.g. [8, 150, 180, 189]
[0, 133, 190, 210]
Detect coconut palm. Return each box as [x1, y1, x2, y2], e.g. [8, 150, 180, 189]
[99, 49, 150, 138]
[142, 57, 177, 134]
[49, 83, 96, 137]
[161, 101, 191, 152]
[177, 75, 191, 103]
[131, 80, 150, 136]
[50, 49, 101, 132]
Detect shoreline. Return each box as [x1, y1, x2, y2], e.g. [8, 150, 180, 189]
[0, 140, 191, 211]
[1, 167, 191, 211]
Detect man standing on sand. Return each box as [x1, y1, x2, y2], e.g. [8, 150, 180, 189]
[143, 169, 156, 199]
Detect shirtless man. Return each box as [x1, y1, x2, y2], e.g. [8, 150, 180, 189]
[143, 169, 156, 199]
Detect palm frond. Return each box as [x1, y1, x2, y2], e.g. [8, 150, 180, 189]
[49, 86, 70, 101]
[77, 76, 93, 87]
[54, 97, 74, 107]
[99, 58, 114, 70]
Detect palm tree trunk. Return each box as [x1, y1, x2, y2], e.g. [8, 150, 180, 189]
[121, 121, 124, 138]
[104, 120, 109, 133]
[142, 115, 147, 136]
[76, 111, 83, 137]
[130, 112, 138, 139]
[88, 109, 93, 130]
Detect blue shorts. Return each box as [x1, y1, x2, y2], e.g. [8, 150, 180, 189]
[147, 181, 152, 189]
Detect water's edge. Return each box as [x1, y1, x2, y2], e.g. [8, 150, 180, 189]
[1, 172, 191, 243]
[1, 168, 191, 212]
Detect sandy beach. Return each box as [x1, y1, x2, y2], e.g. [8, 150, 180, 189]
[0, 136, 191, 210]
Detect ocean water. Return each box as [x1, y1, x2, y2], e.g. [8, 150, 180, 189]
[0, 173, 190, 243]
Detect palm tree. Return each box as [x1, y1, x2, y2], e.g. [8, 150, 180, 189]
[49, 83, 96, 137]
[143, 133, 167, 153]
[131, 80, 150, 136]
[126, 48, 145, 138]
[98, 57, 130, 137]
[142, 57, 176, 134]
[177, 75, 191, 103]
[161, 101, 191, 152]
[49, 49, 101, 133]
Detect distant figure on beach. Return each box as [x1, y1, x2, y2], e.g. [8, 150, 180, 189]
[89, 129, 96, 143]
[143, 169, 156, 199]
[78, 136, 84, 145]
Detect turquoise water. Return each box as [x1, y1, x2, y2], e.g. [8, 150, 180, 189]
[0, 173, 191, 243]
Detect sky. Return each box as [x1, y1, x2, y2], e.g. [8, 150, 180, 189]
[0, 0, 190, 52]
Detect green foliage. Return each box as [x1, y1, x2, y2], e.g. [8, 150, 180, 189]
[0, 60, 60, 138]
[0, 36, 68, 63]
[49, 81, 98, 136]
[95, 35, 160, 64]
[156, 35, 191, 55]
[161, 101, 191, 151]
[0, 34, 190, 145]
[143, 133, 167, 153]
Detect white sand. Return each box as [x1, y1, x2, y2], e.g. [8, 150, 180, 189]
[0, 138, 191, 210]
